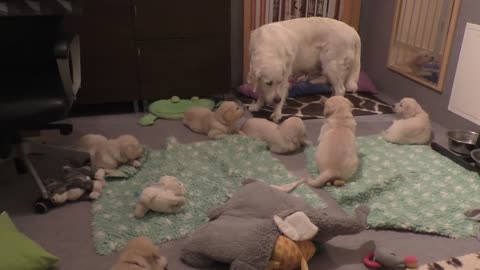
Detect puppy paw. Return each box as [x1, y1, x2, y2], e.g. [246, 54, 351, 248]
[89, 191, 101, 200]
[131, 160, 141, 168]
[249, 103, 262, 112]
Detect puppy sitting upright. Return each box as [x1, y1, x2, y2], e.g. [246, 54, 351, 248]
[383, 97, 432, 145]
[308, 96, 358, 187]
[110, 236, 167, 270]
[183, 101, 245, 139]
[241, 117, 308, 154]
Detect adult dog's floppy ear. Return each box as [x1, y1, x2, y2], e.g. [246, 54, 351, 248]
[247, 64, 261, 91]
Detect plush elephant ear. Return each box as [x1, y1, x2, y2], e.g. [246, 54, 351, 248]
[273, 211, 318, 241]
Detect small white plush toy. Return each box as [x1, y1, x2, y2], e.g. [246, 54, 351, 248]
[134, 176, 187, 218]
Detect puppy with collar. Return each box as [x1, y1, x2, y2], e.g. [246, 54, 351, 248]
[383, 98, 432, 145]
[183, 101, 245, 139]
[308, 96, 358, 187]
[110, 237, 168, 270]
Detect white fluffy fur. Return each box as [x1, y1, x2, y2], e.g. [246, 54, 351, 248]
[77, 134, 144, 171]
[134, 176, 186, 218]
[183, 101, 245, 139]
[110, 236, 168, 270]
[248, 17, 361, 122]
[308, 96, 358, 187]
[241, 117, 308, 154]
[383, 97, 432, 145]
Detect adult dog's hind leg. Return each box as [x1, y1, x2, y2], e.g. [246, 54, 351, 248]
[324, 61, 347, 96]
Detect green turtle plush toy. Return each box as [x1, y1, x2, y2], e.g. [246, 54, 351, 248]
[138, 96, 215, 126]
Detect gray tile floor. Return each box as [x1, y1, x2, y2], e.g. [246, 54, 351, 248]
[1, 113, 479, 270]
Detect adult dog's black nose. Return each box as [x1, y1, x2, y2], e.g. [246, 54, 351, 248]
[273, 96, 281, 104]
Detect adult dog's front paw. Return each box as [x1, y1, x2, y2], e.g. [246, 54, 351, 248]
[249, 103, 262, 112]
[270, 112, 281, 123]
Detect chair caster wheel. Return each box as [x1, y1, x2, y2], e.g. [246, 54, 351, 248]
[34, 198, 54, 214]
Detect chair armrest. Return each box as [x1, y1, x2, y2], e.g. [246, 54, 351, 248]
[55, 33, 81, 106]
[54, 33, 77, 59]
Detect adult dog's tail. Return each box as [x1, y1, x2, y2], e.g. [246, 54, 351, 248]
[346, 33, 361, 92]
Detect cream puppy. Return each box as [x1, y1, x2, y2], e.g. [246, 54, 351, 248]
[383, 98, 432, 145]
[183, 101, 245, 139]
[93, 135, 144, 170]
[110, 236, 168, 270]
[241, 117, 308, 154]
[76, 134, 108, 157]
[308, 96, 358, 187]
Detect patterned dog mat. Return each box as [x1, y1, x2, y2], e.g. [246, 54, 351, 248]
[305, 136, 480, 239]
[238, 93, 393, 122]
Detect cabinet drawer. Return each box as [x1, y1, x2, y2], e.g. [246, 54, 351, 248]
[133, 0, 229, 39]
[76, 39, 140, 104]
[138, 38, 230, 100]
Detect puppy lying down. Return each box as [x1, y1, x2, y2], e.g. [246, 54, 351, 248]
[183, 101, 245, 139]
[383, 97, 432, 145]
[309, 96, 358, 187]
[77, 134, 144, 178]
[110, 236, 168, 270]
[241, 117, 309, 154]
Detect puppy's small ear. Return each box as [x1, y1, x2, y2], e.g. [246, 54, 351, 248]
[323, 101, 336, 117]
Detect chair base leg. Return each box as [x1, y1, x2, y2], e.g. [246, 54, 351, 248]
[15, 141, 91, 201]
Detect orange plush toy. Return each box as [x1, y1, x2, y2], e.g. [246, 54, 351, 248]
[267, 235, 316, 270]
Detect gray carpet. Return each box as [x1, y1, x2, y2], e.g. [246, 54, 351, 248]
[1, 113, 479, 270]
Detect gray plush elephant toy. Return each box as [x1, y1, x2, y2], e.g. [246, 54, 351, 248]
[181, 179, 370, 269]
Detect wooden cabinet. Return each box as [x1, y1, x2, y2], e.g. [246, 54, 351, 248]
[133, 0, 229, 39]
[65, 0, 230, 104]
[138, 38, 229, 100]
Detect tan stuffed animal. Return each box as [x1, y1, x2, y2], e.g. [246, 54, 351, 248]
[183, 101, 245, 139]
[134, 176, 187, 218]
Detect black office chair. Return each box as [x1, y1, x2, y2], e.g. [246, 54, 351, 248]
[0, 16, 88, 212]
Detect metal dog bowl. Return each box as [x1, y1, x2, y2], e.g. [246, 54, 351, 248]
[447, 130, 479, 155]
[471, 149, 480, 168]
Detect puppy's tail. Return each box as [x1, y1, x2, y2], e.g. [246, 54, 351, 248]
[346, 33, 361, 93]
[307, 169, 337, 187]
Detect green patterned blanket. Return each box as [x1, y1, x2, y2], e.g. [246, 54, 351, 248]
[305, 135, 480, 238]
[92, 136, 324, 255]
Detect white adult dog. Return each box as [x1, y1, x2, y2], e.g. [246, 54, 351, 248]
[383, 98, 432, 145]
[308, 96, 358, 187]
[248, 17, 361, 122]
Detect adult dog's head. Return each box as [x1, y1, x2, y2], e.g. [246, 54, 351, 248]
[112, 236, 168, 270]
[393, 97, 425, 119]
[248, 58, 290, 105]
[323, 96, 354, 118]
[214, 101, 245, 126]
